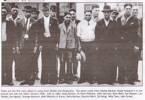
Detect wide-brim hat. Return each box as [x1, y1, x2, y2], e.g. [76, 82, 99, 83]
[112, 9, 119, 15]
[31, 7, 40, 14]
[22, 6, 32, 12]
[102, 5, 112, 12]
[42, 6, 49, 11]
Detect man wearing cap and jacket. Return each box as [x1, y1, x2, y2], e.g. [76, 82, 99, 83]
[30, 7, 40, 80]
[18, 6, 38, 85]
[33, 5, 59, 85]
[95, 5, 117, 84]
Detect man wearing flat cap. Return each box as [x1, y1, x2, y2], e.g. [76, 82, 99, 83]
[31, 7, 40, 21]
[30, 7, 40, 80]
[95, 5, 117, 84]
[33, 5, 59, 85]
[117, 4, 140, 84]
[18, 5, 38, 85]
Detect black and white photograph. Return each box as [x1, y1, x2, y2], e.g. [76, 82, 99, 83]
[1, 2, 143, 86]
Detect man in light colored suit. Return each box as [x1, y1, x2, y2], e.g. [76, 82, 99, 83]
[58, 12, 80, 84]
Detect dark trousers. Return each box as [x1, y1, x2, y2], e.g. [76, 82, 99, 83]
[79, 41, 96, 82]
[2, 42, 13, 85]
[72, 52, 78, 76]
[95, 49, 116, 84]
[14, 53, 23, 81]
[41, 46, 57, 84]
[58, 49, 75, 81]
[19, 43, 36, 83]
[33, 48, 40, 77]
[117, 49, 138, 83]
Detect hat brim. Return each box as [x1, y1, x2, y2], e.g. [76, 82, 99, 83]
[22, 9, 32, 12]
[112, 11, 119, 14]
[102, 9, 112, 12]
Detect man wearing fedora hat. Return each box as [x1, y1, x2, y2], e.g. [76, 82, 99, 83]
[18, 5, 38, 85]
[31, 7, 40, 21]
[95, 5, 117, 84]
[33, 5, 59, 85]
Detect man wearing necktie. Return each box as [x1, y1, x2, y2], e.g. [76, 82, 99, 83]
[19, 6, 37, 85]
[34, 5, 59, 85]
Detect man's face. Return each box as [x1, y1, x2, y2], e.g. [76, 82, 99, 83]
[64, 14, 71, 23]
[103, 11, 111, 20]
[92, 7, 99, 18]
[24, 10, 31, 18]
[11, 8, 18, 17]
[124, 6, 132, 16]
[43, 10, 49, 17]
[2, 8, 7, 19]
[31, 12, 39, 19]
[111, 12, 118, 20]
[50, 11, 56, 18]
[132, 8, 138, 17]
[85, 11, 92, 21]
[70, 11, 76, 20]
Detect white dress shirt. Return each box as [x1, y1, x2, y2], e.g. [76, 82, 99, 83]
[77, 19, 96, 42]
[2, 22, 7, 41]
[25, 17, 31, 32]
[44, 16, 51, 37]
[104, 19, 110, 27]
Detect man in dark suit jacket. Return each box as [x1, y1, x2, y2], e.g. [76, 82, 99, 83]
[8, 5, 23, 82]
[117, 4, 140, 84]
[34, 5, 59, 84]
[2, 6, 18, 85]
[95, 5, 116, 84]
[18, 6, 38, 85]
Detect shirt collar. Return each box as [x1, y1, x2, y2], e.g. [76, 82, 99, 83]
[121, 14, 132, 23]
[44, 15, 50, 20]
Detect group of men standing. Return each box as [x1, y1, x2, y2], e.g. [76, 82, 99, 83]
[2, 3, 142, 86]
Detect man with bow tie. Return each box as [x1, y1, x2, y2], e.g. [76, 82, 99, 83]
[34, 5, 59, 85]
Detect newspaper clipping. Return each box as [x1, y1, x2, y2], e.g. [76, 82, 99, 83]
[0, 0, 144, 100]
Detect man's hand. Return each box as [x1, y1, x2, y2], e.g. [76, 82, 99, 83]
[76, 53, 81, 61]
[134, 46, 140, 53]
[44, 33, 50, 37]
[34, 46, 37, 53]
[16, 47, 20, 54]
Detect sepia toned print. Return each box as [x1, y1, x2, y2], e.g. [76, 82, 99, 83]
[1, 2, 143, 86]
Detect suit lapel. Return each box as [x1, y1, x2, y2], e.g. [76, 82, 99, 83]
[62, 23, 67, 33]
[62, 22, 71, 35]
